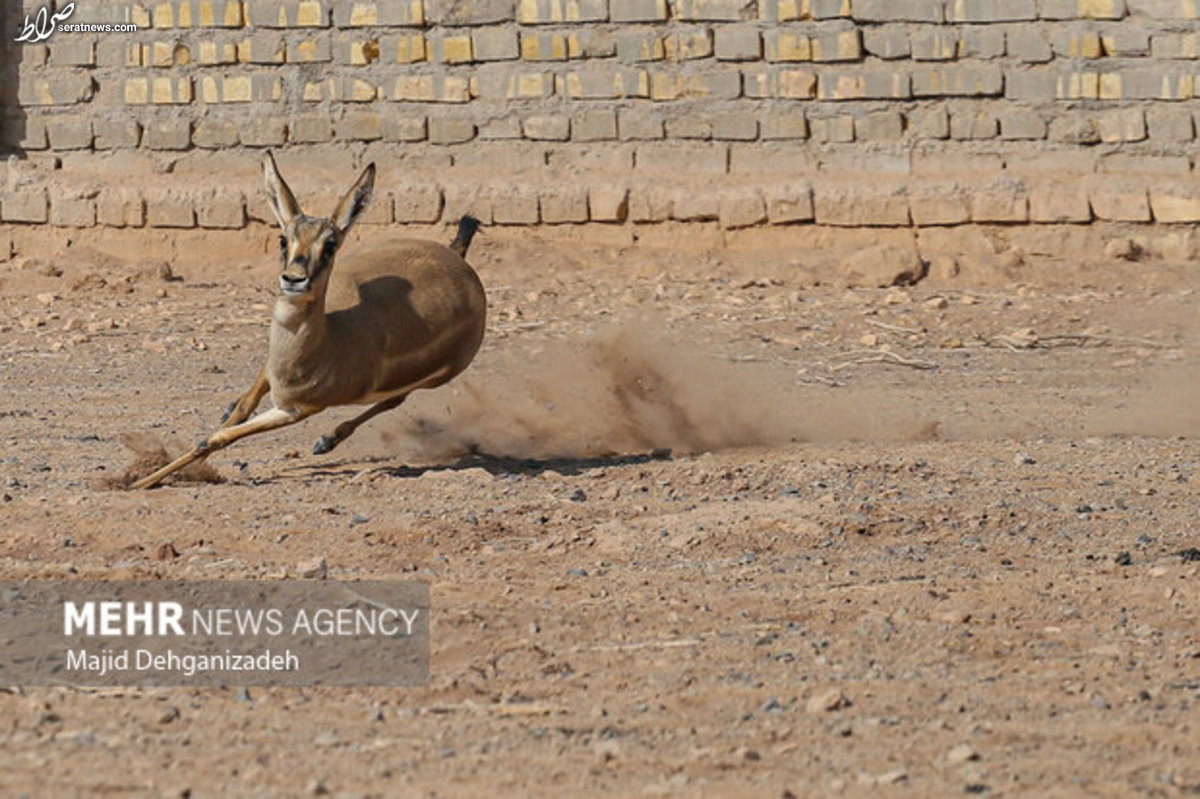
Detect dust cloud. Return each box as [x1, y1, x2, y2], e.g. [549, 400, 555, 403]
[377, 321, 933, 463]
[105, 432, 224, 489]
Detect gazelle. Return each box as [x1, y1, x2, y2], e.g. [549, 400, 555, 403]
[131, 152, 487, 489]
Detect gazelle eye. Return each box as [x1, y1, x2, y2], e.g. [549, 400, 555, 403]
[278, 235, 287, 254]
[321, 239, 337, 259]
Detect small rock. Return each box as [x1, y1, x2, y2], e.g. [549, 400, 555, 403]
[594, 739, 620, 763]
[806, 688, 848, 714]
[1013, 453, 1036, 465]
[36, 263, 63, 277]
[569, 487, 587, 502]
[841, 245, 927, 289]
[947, 744, 979, 764]
[36, 292, 58, 305]
[156, 542, 179, 560]
[1178, 547, 1200, 563]
[567, 567, 588, 578]
[1104, 238, 1140, 261]
[235, 687, 252, 702]
[924, 296, 949, 310]
[1114, 551, 1132, 567]
[158, 706, 181, 724]
[307, 779, 329, 796]
[298, 557, 327, 579]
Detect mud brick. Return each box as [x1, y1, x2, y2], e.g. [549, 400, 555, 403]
[49, 197, 96, 228]
[809, 115, 855, 142]
[245, 0, 327, 26]
[969, 180, 1029, 222]
[1108, 69, 1194, 100]
[674, 0, 760, 19]
[291, 115, 334, 143]
[1146, 107, 1195, 140]
[760, 109, 809, 139]
[758, 0, 804, 19]
[491, 186, 540, 224]
[1030, 184, 1092, 222]
[1005, 68, 1057, 100]
[2, 189, 49, 223]
[145, 119, 192, 150]
[719, 189, 767, 228]
[628, 185, 674, 222]
[196, 191, 246, 229]
[1040, 0, 1126, 18]
[431, 34, 473, 63]
[573, 109, 617, 141]
[540, 187, 589, 223]
[687, 69, 744, 98]
[744, 68, 817, 98]
[818, 70, 910, 100]
[97, 40, 142, 68]
[1102, 28, 1149, 55]
[1097, 108, 1146, 141]
[428, 118, 476, 144]
[19, 76, 95, 106]
[392, 75, 470, 103]
[565, 66, 649, 99]
[712, 113, 758, 140]
[0, 230, 9, 260]
[951, 109, 999, 139]
[94, 119, 142, 149]
[664, 28, 715, 59]
[730, 143, 814, 173]
[913, 64, 1004, 96]
[1100, 154, 1188, 173]
[619, 109, 665, 139]
[384, 116, 428, 141]
[290, 36, 334, 62]
[911, 29, 959, 60]
[334, 38, 382, 66]
[637, 142, 728, 174]
[671, 190, 719, 222]
[197, 41, 239, 65]
[337, 112, 383, 141]
[192, 118, 239, 148]
[811, 0, 851, 17]
[1151, 33, 1200, 58]
[241, 117, 287, 146]
[764, 182, 815, 223]
[715, 27, 762, 60]
[50, 38, 95, 66]
[238, 32, 285, 63]
[764, 30, 813, 61]
[1150, 184, 1200, 222]
[473, 29, 518, 61]
[948, 0, 1037, 21]
[815, 184, 909, 226]
[1088, 181, 1151, 221]
[863, 28, 910, 59]
[667, 116, 713, 139]
[853, 0, 943, 19]
[909, 184, 971, 226]
[124, 76, 193, 105]
[1000, 109, 1047, 139]
[471, 71, 555, 100]
[96, 190, 145, 228]
[521, 31, 570, 60]
[611, 0, 669, 19]
[961, 26, 1006, 57]
[1008, 27, 1052, 62]
[857, 110, 903, 140]
[392, 185, 443, 223]
[812, 29, 862, 61]
[589, 185, 629, 221]
[908, 106, 950, 138]
[517, 0, 608, 23]
[428, 0, 515, 24]
[522, 115, 570, 140]
[332, 1, 424, 26]
[146, 194, 196, 228]
[46, 119, 93, 150]
[192, 0, 247, 26]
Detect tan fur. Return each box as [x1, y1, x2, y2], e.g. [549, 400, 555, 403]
[131, 153, 486, 489]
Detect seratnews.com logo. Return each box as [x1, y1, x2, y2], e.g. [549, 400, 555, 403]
[0, 581, 430, 686]
[15, 3, 139, 43]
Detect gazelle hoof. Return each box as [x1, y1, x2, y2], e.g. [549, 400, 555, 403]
[313, 436, 336, 455]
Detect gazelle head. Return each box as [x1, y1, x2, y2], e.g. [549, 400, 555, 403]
[263, 151, 375, 300]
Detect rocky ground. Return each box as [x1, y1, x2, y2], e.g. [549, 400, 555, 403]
[0, 223, 1196, 797]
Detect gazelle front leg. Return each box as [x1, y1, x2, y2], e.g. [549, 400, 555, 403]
[131, 406, 313, 490]
[220, 364, 270, 428]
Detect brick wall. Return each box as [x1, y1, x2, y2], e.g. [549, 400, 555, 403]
[2, 0, 1199, 234]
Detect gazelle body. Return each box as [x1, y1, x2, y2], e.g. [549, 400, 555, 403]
[131, 153, 486, 489]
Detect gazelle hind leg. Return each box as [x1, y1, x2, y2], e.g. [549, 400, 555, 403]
[221, 365, 270, 427]
[131, 406, 312, 490]
[313, 394, 407, 455]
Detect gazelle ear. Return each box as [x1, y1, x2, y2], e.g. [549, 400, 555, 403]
[331, 162, 375, 233]
[263, 151, 300, 229]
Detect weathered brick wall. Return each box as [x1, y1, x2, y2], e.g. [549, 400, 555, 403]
[2, 0, 1199, 235]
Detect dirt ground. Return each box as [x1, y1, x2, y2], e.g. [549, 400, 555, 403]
[0, 221, 1197, 798]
